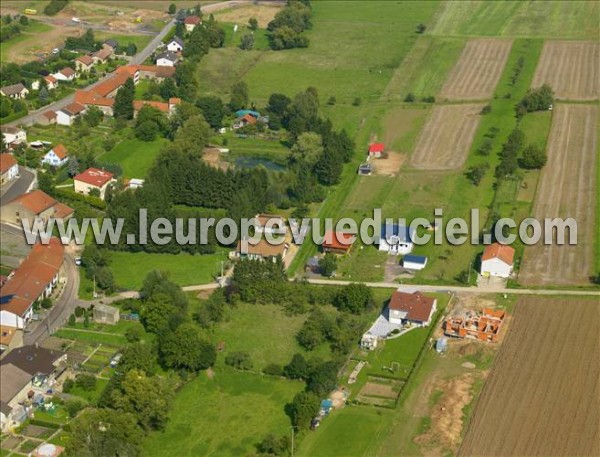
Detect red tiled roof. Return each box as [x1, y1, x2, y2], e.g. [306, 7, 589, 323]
[322, 231, 355, 252]
[93, 48, 112, 61]
[368, 143, 385, 153]
[389, 291, 436, 323]
[42, 110, 57, 120]
[240, 113, 257, 124]
[75, 90, 114, 107]
[0, 154, 18, 174]
[169, 97, 181, 105]
[133, 100, 169, 113]
[63, 102, 86, 115]
[482, 243, 515, 265]
[52, 202, 74, 219]
[115, 65, 139, 77]
[74, 167, 114, 187]
[93, 73, 130, 97]
[6, 190, 56, 214]
[51, 144, 68, 160]
[76, 55, 94, 66]
[184, 15, 201, 24]
[44, 75, 57, 84]
[60, 67, 76, 77]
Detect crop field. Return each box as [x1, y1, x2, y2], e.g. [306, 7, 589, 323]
[520, 104, 598, 286]
[410, 104, 484, 170]
[531, 41, 600, 100]
[460, 297, 600, 456]
[438, 39, 512, 100]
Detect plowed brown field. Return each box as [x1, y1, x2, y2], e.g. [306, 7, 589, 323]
[460, 298, 600, 457]
[532, 41, 600, 100]
[439, 39, 512, 100]
[410, 104, 483, 170]
[520, 104, 598, 286]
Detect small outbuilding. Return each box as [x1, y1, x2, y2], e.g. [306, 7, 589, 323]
[368, 142, 385, 158]
[92, 304, 120, 325]
[402, 254, 428, 271]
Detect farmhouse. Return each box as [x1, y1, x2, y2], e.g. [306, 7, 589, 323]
[402, 254, 428, 271]
[114, 65, 141, 83]
[322, 231, 355, 255]
[444, 308, 505, 342]
[74, 90, 114, 116]
[56, 102, 86, 126]
[233, 238, 288, 261]
[0, 126, 27, 147]
[74, 55, 94, 72]
[166, 36, 184, 52]
[73, 71, 136, 116]
[41, 144, 69, 167]
[0, 189, 73, 225]
[0, 83, 29, 99]
[0, 238, 65, 321]
[156, 51, 178, 67]
[53, 67, 76, 82]
[388, 290, 437, 327]
[184, 15, 201, 32]
[378, 223, 415, 255]
[38, 110, 57, 125]
[480, 242, 515, 278]
[0, 154, 19, 185]
[368, 142, 385, 158]
[74, 167, 114, 199]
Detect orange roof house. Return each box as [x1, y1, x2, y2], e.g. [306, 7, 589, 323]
[73, 168, 114, 199]
[480, 242, 516, 278]
[0, 154, 18, 175]
[322, 231, 355, 254]
[388, 290, 437, 326]
[0, 189, 73, 225]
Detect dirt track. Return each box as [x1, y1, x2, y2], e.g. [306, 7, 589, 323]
[439, 39, 512, 100]
[459, 298, 600, 457]
[532, 41, 600, 100]
[520, 104, 598, 286]
[410, 104, 483, 170]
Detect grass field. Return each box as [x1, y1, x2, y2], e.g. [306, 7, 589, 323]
[0, 20, 60, 63]
[98, 137, 168, 179]
[53, 328, 128, 346]
[93, 32, 154, 52]
[107, 250, 228, 290]
[143, 370, 305, 457]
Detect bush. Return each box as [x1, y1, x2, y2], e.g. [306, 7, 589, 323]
[75, 374, 97, 392]
[263, 363, 283, 376]
[41, 298, 53, 309]
[481, 104, 492, 114]
[68, 314, 76, 326]
[65, 398, 86, 418]
[327, 96, 336, 105]
[352, 97, 361, 106]
[404, 93, 415, 103]
[519, 144, 547, 169]
[224, 351, 253, 370]
[125, 326, 144, 342]
[63, 378, 75, 393]
[74, 306, 85, 317]
[44, 0, 69, 16]
[422, 95, 435, 103]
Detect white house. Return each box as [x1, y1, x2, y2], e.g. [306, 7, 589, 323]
[388, 290, 437, 327]
[480, 243, 515, 278]
[166, 36, 184, 52]
[0, 126, 27, 147]
[53, 67, 76, 82]
[156, 51, 178, 67]
[0, 153, 19, 185]
[378, 223, 415, 255]
[41, 144, 69, 167]
[56, 102, 86, 126]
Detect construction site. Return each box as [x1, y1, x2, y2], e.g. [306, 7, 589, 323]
[443, 308, 505, 343]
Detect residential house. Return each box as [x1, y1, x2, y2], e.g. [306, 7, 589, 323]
[233, 113, 257, 129]
[115, 65, 142, 83]
[368, 143, 384, 158]
[0, 154, 19, 185]
[43, 75, 58, 90]
[388, 290, 437, 327]
[74, 55, 94, 72]
[0, 126, 27, 147]
[91, 47, 112, 64]
[322, 231, 355, 255]
[254, 214, 286, 236]
[56, 102, 86, 126]
[103, 39, 119, 51]
[480, 242, 515, 278]
[133, 97, 181, 117]
[0, 238, 65, 321]
[0, 363, 32, 431]
[233, 238, 288, 261]
[378, 223, 415, 255]
[74, 167, 114, 199]
[166, 36, 184, 52]
[38, 110, 57, 126]
[74, 90, 114, 116]
[53, 67, 76, 82]
[41, 144, 69, 167]
[156, 51, 178, 67]
[184, 15, 201, 32]
[0, 311, 24, 358]
[93, 304, 120, 325]
[0, 83, 29, 99]
[0, 189, 73, 225]
[402, 254, 428, 271]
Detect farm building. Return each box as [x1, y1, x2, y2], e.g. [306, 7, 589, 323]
[388, 290, 437, 327]
[322, 231, 355, 255]
[402, 254, 428, 270]
[92, 304, 120, 325]
[368, 142, 385, 158]
[443, 308, 505, 342]
[480, 242, 515, 278]
[56, 102, 86, 126]
[378, 223, 415, 255]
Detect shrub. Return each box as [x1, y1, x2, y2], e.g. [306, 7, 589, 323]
[41, 298, 53, 309]
[352, 97, 362, 106]
[68, 314, 76, 326]
[263, 363, 283, 376]
[75, 374, 97, 391]
[63, 378, 74, 393]
[481, 104, 492, 114]
[327, 96, 336, 106]
[74, 306, 85, 317]
[65, 398, 86, 418]
[224, 351, 253, 370]
[404, 92, 415, 103]
[422, 95, 435, 103]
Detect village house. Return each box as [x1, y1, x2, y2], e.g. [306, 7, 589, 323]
[480, 242, 515, 278]
[233, 113, 257, 129]
[91, 47, 112, 64]
[184, 15, 201, 32]
[156, 50, 178, 67]
[133, 97, 181, 117]
[52, 67, 76, 82]
[74, 167, 114, 199]
[43, 75, 58, 90]
[322, 231, 355, 255]
[378, 223, 415, 255]
[0, 238, 65, 321]
[254, 214, 286, 236]
[103, 39, 119, 52]
[0, 83, 29, 99]
[0, 189, 73, 226]
[38, 110, 57, 126]
[0, 363, 32, 432]
[0, 154, 19, 185]
[233, 238, 288, 262]
[41, 144, 69, 167]
[368, 142, 385, 158]
[56, 102, 86, 126]
[74, 55, 95, 72]
[0, 311, 25, 358]
[0, 126, 27, 147]
[166, 36, 184, 52]
[388, 290, 437, 327]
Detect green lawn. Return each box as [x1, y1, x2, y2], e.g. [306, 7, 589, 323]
[53, 329, 128, 346]
[143, 369, 305, 457]
[108, 250, 228, 290]
[431, 0, 599, 39]
[93, 32, 154, 52]
[68, 377, 109, 405]
[99, 137, 168, 179]
[0, 20, 53, 62]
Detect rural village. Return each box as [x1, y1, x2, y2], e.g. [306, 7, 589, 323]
[0, 1, 598, 457]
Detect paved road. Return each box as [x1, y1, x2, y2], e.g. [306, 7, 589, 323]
[0, 167, 36, 202]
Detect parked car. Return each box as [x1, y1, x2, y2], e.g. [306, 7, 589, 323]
[74, 257, 82, 266]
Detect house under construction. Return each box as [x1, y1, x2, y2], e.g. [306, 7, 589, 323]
[443, 308, 505, 342]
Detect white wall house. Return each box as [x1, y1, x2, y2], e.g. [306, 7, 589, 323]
[388, 291, 437, 327]
[480, 243, 515, 278]
[56, 103, 86, 126]
[0, 154, 19, 185]
[0, 127, 27, 146]
[41, 144, 69, 167]
[156, 51, 177, 67]
[166, 37, 184, 52]
[378, 224, 415, 255]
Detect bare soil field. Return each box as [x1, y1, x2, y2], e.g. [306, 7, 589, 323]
[372, 152, 406, 176]
[202, 148, 231, 171]
[520, 104, 598, 286]
[439, 39, 512, 100]
[410, 104, 483, 170]
[359, 382, 398, 399]
[460, 298, 600, 457]
[532, 41, 600, 100]
[214, 4, 283, 28]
